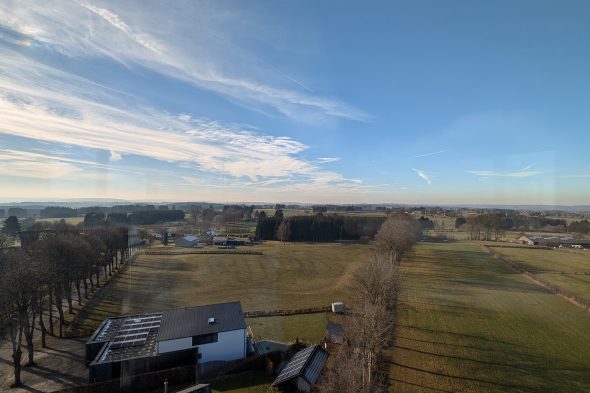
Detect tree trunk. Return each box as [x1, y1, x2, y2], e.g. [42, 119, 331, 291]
[75, 279, 82, 305]
[39, 300, 47, 348]
[83, 276, 89, 298]
[65, 280, 74, 314]
[55, 285, 65, 338]
[48, 290, 54, 336]
[95, 268, 101, 288]
[12, 349, 22, 387]
[10, 321, 24, 387]
[24, 313, 36, 366]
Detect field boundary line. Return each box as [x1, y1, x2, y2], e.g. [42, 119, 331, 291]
[482, 245, 590, 313]
[244, 306, 331, 318]
[144, 250, 263, 256]
[483, 243, 552, 250]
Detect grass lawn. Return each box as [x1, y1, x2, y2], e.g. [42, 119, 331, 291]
[74, 241, 370, 337]
[37, 216, 84, 225]
[491, 247, 590, 300]
[388, 241, 590, 393]
[210, 370, 275, 393]
[247, 313, 329, 344]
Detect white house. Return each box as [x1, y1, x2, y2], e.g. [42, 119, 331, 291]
[156, 302, 247, 363]
[86, 301, 248, 382]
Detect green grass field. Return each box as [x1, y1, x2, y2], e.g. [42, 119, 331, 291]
[491, 247, 590, 301]
[36, 216, 84, 224]
[248, 313, 329, 344]
[388, 242, 590, 393]
[74, 241, 370, 342]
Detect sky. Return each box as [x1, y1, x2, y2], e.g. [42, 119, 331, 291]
[0, 0, 589, 205]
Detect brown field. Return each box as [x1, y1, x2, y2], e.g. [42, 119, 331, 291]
[73, 241, 372, 340]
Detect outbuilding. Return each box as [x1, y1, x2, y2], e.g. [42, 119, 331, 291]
[175, 235, 202, 248]
[272, 345, 329, 392]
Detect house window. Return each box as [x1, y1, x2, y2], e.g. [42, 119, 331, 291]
[192, 333, 218, 345]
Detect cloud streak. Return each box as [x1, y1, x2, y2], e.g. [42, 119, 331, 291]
[412, 168, 432, 185]
[413, 150, 445, 158]
[317, 157, 340, 163]
[468, 165, 541, 178]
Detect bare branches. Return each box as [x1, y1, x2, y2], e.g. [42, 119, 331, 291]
[375, 213, 421, 264]
[0, 250, 39, 386]
[276, 219, 292, 243]
[319, 254, 401, 393]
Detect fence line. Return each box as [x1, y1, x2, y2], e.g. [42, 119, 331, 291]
[244, 306, 331, 318]
[482, 245, 590, 312]
[144, 250, 263, 256]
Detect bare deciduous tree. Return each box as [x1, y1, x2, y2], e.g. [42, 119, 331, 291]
[0, 250, 39, 386]
[276, 219, 292, 243]
[375, 213, 421, 264]
[319, 255, 401, 393]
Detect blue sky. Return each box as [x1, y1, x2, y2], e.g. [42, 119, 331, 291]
[0, 1, 589, 204]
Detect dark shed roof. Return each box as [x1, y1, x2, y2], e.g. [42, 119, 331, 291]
[272, 345, 329, 387]
[157, 301, 246, 342]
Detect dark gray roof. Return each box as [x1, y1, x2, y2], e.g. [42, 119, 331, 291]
[272, 345, 329, 386]
[157, 301, 246, 342]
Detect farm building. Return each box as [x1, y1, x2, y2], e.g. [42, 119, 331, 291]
[14, 230, 52, 248]
[86, 301, 248, 383]
[212, 236, 228, 246]
[205, 229, 219, 238]
[175, 235, 203, 248]
[227, 238, 247, 246]
[517, 235, 583, 247]
[517, 235, 537, 246]
[272, 345, 329, 392]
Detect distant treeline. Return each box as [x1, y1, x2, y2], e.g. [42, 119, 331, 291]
[37, 204, 177, 218]
[255, 212, 385, 242]
[84, 210, 185, 226]
[569, 220, 590, 234]
[455, 213, 587, 239]
[0, 208, 28, 218]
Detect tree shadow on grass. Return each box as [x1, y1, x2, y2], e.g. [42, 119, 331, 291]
[23, 364, 87, 386]
[386, 359, 537, 392]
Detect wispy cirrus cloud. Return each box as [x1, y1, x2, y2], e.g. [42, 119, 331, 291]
[413, 150, 445, 158]
[412, 168, 432, 185]
[0, 50, 360, 191]
[0, 148, 125, 179]
[0, 1, 369, 123]
[317, 157, 340, 163]
[468, 165, 541, 178]
[109, 151, 122, 162]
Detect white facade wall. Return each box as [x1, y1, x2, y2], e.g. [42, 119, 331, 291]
[158, 337, 192, 353]
[199, 329, 246, 363]
[157, 329, 246, 363]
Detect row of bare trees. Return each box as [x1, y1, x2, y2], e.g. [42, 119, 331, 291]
[319, 213, 421, 393]
[0, 223, 131, 387]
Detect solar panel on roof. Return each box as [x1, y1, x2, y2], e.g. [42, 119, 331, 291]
[273, 345, 319, 386]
